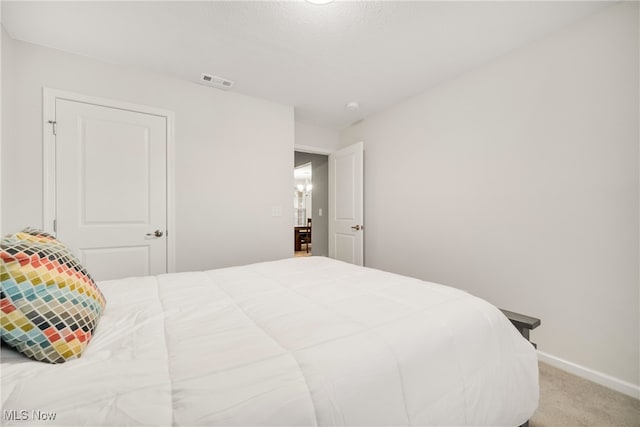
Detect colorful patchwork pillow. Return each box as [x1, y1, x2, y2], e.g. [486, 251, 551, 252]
[0, 228, 106, 363]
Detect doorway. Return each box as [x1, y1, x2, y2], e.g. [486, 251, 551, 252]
[294, 163, 312, 256]
[294, 151, 329, 257]
[43, 89, 175, 281]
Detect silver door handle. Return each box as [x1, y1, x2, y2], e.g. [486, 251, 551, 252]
[146, 230, 163, 237]
[351, 225, 362, 231]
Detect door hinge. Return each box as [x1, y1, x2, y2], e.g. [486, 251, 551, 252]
[48, 120, 57, 135]
[53, 219, 57, 232]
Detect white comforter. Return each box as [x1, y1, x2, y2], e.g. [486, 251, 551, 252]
[1, 257, 538, 426]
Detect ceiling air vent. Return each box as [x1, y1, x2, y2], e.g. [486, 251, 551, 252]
[199, 73, 234, 90]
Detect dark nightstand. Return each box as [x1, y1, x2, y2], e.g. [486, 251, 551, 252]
[500, 309, 541, 349]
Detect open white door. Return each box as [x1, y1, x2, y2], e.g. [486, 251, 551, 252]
[50, 96, 169, 281]
[329, 142, 364, 265]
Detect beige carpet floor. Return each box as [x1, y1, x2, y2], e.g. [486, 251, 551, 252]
[531, 362, 640, 427]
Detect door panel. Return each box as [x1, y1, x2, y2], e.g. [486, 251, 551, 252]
[82, 118, 151, 224]
[79, 246, 150, 281]
[329, 142, 364, 266]
[335, 234, 356, 265]
[55, 99, 167, 281]
[334, 155, 355, 220]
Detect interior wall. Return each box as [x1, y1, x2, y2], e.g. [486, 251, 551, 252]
[295, 121, 341, 153]
[0, 26, 6, 236]
[1, 32, 294, 271]
[295, 151, 329, 257]
[340, 2, 639, 389]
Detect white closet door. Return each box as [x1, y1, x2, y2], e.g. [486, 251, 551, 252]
[55, 98, 167, 281]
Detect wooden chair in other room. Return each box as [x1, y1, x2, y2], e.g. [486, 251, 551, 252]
[300, 218, 312, 253]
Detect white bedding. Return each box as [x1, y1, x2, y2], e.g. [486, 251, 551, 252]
[1, 257, 538, 426]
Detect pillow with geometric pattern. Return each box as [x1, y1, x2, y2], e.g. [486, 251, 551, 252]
[0, 228, 106, 363]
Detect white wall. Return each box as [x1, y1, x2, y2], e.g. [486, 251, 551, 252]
[295, 121, 341, 154]
[0, 25, 4, 236]
[341, 2, 639, 391]
[1, 31, 294, 271]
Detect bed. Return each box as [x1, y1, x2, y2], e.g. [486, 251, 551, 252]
[1, 256, 538, 426]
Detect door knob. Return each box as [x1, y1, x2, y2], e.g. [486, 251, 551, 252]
[351, 225, 362, 231]
[146, 230, 163, 237]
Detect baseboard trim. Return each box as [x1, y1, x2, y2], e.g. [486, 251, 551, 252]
[537, 350, 640, 400]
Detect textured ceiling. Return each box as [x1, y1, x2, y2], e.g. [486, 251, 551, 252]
[2, 1, 613, 130]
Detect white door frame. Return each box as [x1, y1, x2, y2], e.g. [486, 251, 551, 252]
[295, 143, 364, 264]
[42, 88, 176, 273]
[293, 144, 333, 156]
